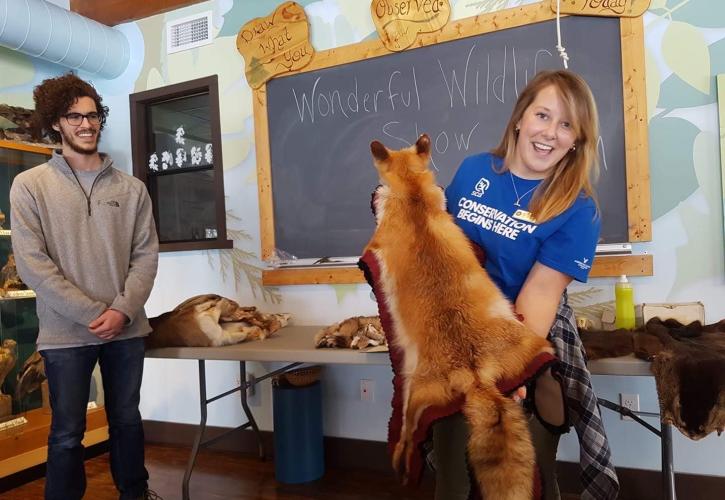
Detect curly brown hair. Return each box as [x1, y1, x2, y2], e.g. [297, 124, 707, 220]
[31, 73, 109, 143]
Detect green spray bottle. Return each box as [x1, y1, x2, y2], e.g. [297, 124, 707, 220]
[614, 274, 635, 329]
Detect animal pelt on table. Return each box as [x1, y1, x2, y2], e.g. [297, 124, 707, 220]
[147, 294, 291, 348]
[580, 317, 725, 440]
[359, 135, 557, 500]
[314, 315, 386, 350]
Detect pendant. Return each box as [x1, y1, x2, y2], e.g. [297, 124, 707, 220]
[514, 200, 521, 207]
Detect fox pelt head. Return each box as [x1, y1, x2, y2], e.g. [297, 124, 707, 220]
[369, 135, 446, 218]
[364, 135, 554, 500]
[371, 134, 434, 184]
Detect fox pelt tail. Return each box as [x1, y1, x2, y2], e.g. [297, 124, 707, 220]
[463, 385, 536, 500]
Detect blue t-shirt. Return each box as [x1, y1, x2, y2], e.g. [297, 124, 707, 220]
[445, 153, 601, 302]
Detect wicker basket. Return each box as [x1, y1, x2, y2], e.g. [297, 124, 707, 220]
[275, 365, 322, 387]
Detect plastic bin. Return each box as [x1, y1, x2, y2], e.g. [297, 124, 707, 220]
[272, 380, 324, 483]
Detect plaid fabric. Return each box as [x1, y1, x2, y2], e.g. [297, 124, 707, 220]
[550, 293, 619, 500]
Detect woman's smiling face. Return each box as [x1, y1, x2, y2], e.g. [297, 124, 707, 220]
[509, 84, 577, 179]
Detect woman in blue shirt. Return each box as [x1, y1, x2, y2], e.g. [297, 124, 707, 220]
[434, 70, 618, 499]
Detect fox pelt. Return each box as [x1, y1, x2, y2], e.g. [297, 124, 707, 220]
[315, 315, 386, 350]
[363, 135, 555, 500]
[147, 294, 290, 348]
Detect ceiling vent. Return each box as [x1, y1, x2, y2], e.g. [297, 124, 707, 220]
[166, 11, 213, 54]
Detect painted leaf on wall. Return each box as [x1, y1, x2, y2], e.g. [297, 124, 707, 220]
[675, 132, 721, 288]
[658, 35, 725, 111]
[708, 36, 725, 75]
[657, 73, 713, 110]
[649, 116, 700, 219]
[662, 21, 710, 95]
[333, 284, 360, 305]
[308, 11, 359, 50]
[691, 131, 720, 208]
[0, 48, 34, 89]
[645, 47, 660, 121]
[651, 0, 725, 29]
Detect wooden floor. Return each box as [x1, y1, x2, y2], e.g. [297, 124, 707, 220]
[2, 444, 438, 499]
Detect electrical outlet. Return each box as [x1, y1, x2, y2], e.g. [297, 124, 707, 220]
[620, 393, 639, 420]
[360, 379, 374, 402]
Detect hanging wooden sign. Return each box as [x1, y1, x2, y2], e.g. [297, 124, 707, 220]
[550, 0, 650, 17]
[370, 0, 451, 52]
[236, 1, 314, 89]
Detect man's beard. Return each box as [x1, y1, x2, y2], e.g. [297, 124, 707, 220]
[60, 127, 101, 155]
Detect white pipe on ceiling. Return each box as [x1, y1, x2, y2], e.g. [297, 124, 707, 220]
[0, 0, 130, 79]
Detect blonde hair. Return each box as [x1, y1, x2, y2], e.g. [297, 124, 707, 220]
[491, 70, 600, 223]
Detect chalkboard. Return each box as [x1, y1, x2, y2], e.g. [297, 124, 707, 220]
[256, 4, 650, 264]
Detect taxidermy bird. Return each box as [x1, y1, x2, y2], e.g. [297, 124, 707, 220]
[14, 351, 45, 401]
[0, 254, 26, 295]
[0, 339, 17, 394]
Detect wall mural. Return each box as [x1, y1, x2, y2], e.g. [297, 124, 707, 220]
[0, 0, 722, 310]
[718, 74, 725, 262]
[124, 0, 725, 307]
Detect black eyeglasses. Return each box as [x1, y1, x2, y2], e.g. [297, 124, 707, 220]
[62, 112, 101, 126]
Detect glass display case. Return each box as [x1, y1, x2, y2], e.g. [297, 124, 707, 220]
[0, 140, 46, 423]
[0, 140, 108, 478]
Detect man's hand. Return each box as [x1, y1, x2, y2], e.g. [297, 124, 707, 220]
[88, 309, 128, 340]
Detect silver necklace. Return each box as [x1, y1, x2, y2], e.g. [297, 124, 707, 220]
[509, 171, 538, 207]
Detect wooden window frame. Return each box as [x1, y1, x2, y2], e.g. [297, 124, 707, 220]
[130, 75, 233, 252]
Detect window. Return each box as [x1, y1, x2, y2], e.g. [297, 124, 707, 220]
[130, 75, 232, 252]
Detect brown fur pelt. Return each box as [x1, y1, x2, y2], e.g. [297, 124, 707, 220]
[576, 328, 634, 360]
[147, 294, 291, 348]
[365, 135, 554, 500]
[580, 318, 725, 439]
[315, 315, 386, 349]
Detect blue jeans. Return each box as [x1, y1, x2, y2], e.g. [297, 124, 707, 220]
[41, 337, 149, 500]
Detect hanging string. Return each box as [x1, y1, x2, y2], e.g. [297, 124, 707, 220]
[556, 0, 570, 69]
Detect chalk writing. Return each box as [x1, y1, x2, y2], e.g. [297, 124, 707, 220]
[288, 43, 554, 126]
[236, 2, 314, 89]
[371, 0, 451, 51]
[585, 0, 628, 15]
[553, 0, 647, 17]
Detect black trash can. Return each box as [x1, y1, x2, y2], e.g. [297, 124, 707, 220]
[272, 379, 324, 483]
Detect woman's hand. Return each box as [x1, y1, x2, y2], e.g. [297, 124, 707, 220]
[512, 386, 527, 403]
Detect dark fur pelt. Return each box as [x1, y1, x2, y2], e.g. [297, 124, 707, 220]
[580, 318, 725, 439]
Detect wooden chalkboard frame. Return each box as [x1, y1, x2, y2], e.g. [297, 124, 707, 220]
[253, 1, 652, 286]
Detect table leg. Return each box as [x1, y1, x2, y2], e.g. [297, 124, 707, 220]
[239, 361, 265, 460]
[661, 422, 677, 500]
[182, 360, 208, 500]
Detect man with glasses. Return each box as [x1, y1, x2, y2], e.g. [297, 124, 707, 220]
[9, 73, 161, 500]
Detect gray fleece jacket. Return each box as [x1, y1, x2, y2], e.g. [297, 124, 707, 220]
[10, 151, 159, 347]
